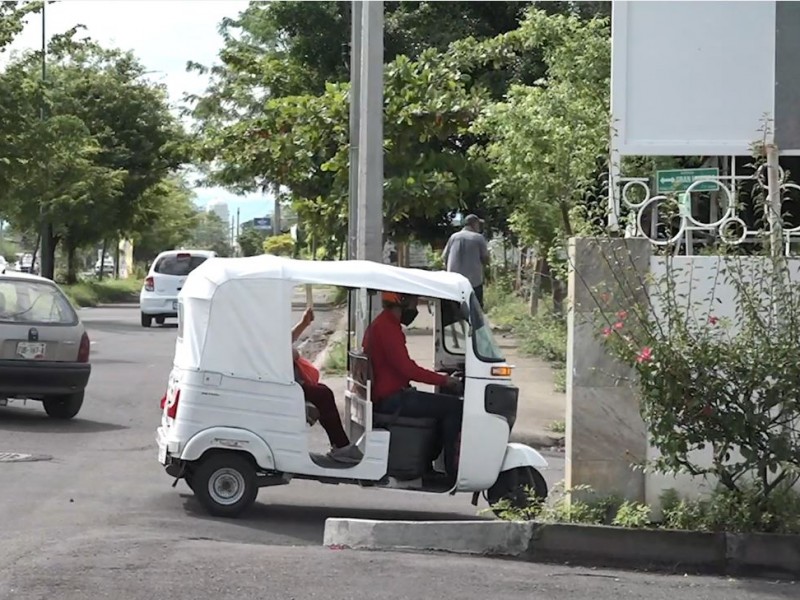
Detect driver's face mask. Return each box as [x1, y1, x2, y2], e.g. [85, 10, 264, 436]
[400, 307, 419, 327]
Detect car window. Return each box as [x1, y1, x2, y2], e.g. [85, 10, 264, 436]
[0, 279, 78, 325]
[154, 254, 209, 276]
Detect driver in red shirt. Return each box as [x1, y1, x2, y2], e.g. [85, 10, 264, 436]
[362, 292, 463, 478]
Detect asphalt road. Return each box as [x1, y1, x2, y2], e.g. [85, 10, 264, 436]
[0, 307, 791, 599]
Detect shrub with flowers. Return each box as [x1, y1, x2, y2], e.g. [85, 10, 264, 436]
[594, 255, 800, 527]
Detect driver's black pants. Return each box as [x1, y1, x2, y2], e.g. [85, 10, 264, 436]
[375, 388, 463, 476]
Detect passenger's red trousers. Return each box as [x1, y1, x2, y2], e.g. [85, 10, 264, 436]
[302, 382, 350, 448]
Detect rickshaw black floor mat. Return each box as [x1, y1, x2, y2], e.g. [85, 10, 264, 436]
[309, 453, 360, 469]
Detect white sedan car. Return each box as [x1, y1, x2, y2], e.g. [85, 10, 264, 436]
[139, 249, 216, 327]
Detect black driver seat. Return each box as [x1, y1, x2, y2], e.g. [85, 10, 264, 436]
[349, 350, 439, 480]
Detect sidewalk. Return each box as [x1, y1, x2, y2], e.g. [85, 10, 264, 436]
[318, 308, 566, 451]
[292, 285, 339, 309]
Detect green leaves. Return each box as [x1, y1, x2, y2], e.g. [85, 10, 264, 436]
[473, 8, 611, 250]
[0, 37, 188, 265]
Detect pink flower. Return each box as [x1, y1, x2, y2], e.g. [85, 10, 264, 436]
[616, 310, 628, 320]
[636, 346, 653, 363]
[708, 315, 719, 325]
[613, 321, 624, 330]
[602, 327, 612, 337]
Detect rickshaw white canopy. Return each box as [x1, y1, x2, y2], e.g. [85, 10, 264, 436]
[173, 255, 474, 384]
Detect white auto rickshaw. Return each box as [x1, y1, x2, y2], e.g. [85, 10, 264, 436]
[156, 255, 549, 518]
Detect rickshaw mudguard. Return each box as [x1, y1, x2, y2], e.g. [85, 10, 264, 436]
[499, 442, 548, 472]
[180, 426, 276, 471]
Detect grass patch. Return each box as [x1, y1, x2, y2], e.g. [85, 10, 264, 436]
[485, 281, 567, 392]
[323, 336, 348, 374]
[62, 278, 142, 308]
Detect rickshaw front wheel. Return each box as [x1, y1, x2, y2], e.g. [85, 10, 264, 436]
[192, 452, 258, 518]
[487, 466, 548, 518]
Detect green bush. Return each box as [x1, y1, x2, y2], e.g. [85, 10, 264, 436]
[263, 233, 295, 256]
[490, 480, 800, 534]
[323, 336, 348, 374]
[62, 278, 142, 307]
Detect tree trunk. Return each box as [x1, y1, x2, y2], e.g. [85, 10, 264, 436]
[552, 277, 566, 316]
[99, 240, 108, 281]
[559, 200, 573, 237]
[530, 256, 545, 316]
[114, 239, 121, 279]
[515, 246, 524, 291]
[65, 239, 77, 285]
[30, 233, 40, 275]
[42, 224, 57, 280]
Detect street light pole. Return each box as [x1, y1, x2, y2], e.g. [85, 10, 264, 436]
[39, 1, 52, 279]
[348, 1, 362, 261]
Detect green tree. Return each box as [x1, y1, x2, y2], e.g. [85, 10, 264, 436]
[0, 39, 188, 278]
[473, 9, 611, 264]
[188, 212, 231, 257]
[0, 1, 42, 51]
[131, 176, 201, 263]
[187, 1, 545, 253]
[237, 227, 267, 257]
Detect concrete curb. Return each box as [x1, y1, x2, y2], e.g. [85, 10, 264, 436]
[324, 519, 533, 556]
[322, 519, 800, 580]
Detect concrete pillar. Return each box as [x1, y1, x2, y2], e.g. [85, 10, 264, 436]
[354, 0, 383, 345]
[565, 237, 651, 502]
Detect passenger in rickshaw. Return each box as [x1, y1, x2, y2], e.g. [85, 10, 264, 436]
[292, 308, 363, 464]
[362, 292, 463, 477]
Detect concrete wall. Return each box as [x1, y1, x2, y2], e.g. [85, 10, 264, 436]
[566, 239, 800, 510]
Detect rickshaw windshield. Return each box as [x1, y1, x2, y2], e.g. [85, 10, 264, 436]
[470, 293, 504, 362]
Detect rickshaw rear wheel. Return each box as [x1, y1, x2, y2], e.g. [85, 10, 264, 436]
[487, 466, 548, 518]
[192, 452, 258, 518]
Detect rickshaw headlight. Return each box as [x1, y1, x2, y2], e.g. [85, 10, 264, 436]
[491, 366, 512, 377]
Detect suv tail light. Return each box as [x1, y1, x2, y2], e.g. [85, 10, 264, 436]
[144, 276, 154, 292]
[166, 389, 180, 419]
[77, 332, 90, 363]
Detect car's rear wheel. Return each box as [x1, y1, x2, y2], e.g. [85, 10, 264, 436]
[43, 392, 84, 419]
[155, 316, 165, 325]
[141, 313, 152, 328]
[193, 453, 258, 518]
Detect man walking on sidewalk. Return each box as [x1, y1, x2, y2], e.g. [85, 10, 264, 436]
[442, 214, 490, 306]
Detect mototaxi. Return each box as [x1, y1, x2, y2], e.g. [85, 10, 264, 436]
[155, 255, 549, 517]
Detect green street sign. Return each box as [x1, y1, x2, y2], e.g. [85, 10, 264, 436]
[655, 168, 719, 194]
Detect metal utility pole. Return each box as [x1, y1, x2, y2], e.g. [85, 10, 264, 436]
[348, 1, 362, 261]
[236, 207, 241, 256]
[354, 0, 384, 344]
[355, 0, 383, 264]
[39, 1, 53, 279]
[272, 183, 281, 236]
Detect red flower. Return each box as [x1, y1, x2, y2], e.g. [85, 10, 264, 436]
[700, 405, 714, 418]
[613, 321, 624, 330]
[602, 326, 612, 337]
[616, 310, 628, 320]
[636, 346, 653, 363]
[708, 315, 719, 325]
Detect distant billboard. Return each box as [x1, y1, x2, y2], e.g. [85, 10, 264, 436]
[611, 1, 800, 156]
[252, 217, 272, 230]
